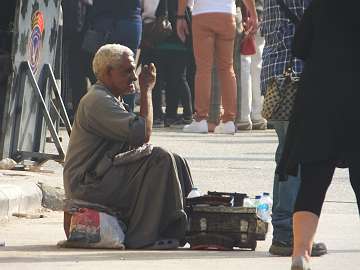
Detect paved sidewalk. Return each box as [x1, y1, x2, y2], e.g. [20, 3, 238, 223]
[0, 128, 359, 270]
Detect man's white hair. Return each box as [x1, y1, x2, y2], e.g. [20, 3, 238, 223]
[92, 44, 134, 80]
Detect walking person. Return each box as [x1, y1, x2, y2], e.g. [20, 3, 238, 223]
[177, 0, 258, 134]
[260, 0, 327, 256]
[277, 1, 360, 269]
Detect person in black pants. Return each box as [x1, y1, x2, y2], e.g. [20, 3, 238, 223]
[141, 0, 193, 127]
[278, 1, 360, 269]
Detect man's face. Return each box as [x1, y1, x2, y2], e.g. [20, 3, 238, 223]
[107, 53, 137, 97]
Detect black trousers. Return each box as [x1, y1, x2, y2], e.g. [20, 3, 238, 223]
[294, 158, 360, 217]
[141, 48, 193, 120]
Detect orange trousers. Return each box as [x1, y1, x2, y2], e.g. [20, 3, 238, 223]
[192, 13, 237, 122]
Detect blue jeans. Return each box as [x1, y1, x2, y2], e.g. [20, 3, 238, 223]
[94, 17, 142, 112]
[271, 121, 301, 244]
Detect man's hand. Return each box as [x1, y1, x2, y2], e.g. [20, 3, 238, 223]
[176, 19, 189, 43]
[139, 63, 156, 92]
[244, 13, 259, 35]
[242, 0, 259, 35]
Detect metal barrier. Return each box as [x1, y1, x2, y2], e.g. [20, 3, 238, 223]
[10, 61, 71, 165]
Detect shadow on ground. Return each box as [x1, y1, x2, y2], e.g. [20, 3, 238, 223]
[0, 245, 273, 263]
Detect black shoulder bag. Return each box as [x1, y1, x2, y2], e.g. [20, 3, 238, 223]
[262, 0, 301, 121]
[141, 0, 173, 49]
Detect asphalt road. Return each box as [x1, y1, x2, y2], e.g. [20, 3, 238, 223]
[1, 128, 358, 270]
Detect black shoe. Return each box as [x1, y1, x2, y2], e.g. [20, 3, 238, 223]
[182, 117, 193, 125]
[269, 240, 327, 257]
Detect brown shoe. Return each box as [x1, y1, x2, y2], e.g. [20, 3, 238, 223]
[269, 240, 327, 257]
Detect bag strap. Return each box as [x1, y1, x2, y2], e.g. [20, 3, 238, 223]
[276, 0, 300, 25]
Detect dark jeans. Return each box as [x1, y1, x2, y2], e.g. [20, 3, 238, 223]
[142, 49, 193, 120]
[295, 159, 360, 216]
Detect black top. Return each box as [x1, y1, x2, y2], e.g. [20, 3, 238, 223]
[279, 0, 360, 178]
[91, 0, 141, 20]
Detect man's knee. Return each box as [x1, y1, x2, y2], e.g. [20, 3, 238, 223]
[151, 147, 173, 164]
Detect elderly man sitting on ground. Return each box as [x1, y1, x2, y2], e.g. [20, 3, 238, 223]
[63, 44, 193, 249]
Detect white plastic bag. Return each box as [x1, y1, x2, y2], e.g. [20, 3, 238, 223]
[67, 208, 125, 249]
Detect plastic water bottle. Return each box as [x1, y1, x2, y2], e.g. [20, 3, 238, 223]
[187, 187, 202, 199]
[262, 192, 273, 212]
[257, 193, 273, 222]
[254, 195, 261, 216]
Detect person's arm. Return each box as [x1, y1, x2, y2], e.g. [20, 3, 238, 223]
[139, 63, 156, 143]
[242, 0, 258, 34]
[176, 0, 189, 43]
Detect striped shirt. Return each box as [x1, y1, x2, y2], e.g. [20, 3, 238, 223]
[260, 0, 311, 94]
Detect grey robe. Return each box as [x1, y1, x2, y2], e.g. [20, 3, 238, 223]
[63, 83, 190, 248]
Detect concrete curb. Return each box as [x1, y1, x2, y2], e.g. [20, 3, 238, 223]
[0, 182, 42, 219]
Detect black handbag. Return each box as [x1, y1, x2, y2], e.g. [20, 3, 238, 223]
[141, 0, 172, 48]
[261, 0, 301, 121]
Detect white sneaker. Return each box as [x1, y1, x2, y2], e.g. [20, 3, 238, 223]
[183, 120, 208, 133]
[214, 121, 236, 134]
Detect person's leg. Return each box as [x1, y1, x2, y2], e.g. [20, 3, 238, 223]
[348, 157, 360, 214]
[270, 121, 301, 253]
[214, 14, 237, 123]
[233, 26, 243, 125]
[186, 53, 196, 111]
[176, 51, 193, 121]
[165, 50, 192, 124]
[68, 34, 89, 117]
[250, 33, 266, 128]
[192, 14, 215, 121]
[141, 48, 164, 124]
[239, 55, 252, 126]
[163, 51, 179, 121]
[208, 59, 221, 130]
[292, 161, 335, 266]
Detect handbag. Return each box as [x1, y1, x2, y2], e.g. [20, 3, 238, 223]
[240, 34, 256, 55]
[141, 0, 172, 48]
[262, 66, 299, 121]
[261, 0, 301, 121]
